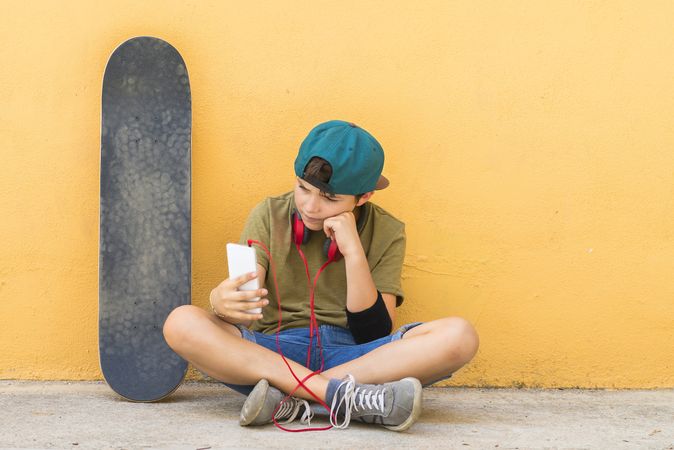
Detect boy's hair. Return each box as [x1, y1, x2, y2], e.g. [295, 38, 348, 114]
[303, 157, 364, 201]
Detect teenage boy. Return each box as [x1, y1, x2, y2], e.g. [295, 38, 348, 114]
[163, 120, 479, 431]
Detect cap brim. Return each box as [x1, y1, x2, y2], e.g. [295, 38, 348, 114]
[375, 175, 390, 190]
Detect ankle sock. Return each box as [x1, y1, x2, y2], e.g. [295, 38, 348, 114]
[325, 378, 342, 405]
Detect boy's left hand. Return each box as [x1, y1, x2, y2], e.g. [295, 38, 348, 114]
[323, 211, 363, 259]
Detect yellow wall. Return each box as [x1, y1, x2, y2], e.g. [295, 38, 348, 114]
[1, 1, 673, 388]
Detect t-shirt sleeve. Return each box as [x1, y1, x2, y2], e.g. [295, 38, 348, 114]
[371, 225, 406, 307]
[238, 200, 270, 273]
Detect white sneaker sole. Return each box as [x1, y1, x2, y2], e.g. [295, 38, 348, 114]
[239, 379, 270, 426]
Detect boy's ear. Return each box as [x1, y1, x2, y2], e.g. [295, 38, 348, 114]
[356, 191, 374, 206]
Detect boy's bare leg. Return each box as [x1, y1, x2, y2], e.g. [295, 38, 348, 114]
[163, 305, 329, 402]
[321, 317, 479, 385]
[165, 307, 477, 396]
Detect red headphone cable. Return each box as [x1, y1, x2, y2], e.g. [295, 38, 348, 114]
[247, 239, 334, 432]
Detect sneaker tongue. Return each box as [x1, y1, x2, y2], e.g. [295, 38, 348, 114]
[352, 384, 393, 417]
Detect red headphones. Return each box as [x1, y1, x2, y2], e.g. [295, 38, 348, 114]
[292, 210, 341, 262]
[291, 207, 368, 263]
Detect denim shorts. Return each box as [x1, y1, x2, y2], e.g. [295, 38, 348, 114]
[222, 322, 424, 395]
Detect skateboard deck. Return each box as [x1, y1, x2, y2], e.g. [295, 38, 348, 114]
[99, 36, 191, 402]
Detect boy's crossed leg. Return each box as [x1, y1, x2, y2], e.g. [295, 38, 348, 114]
[163, 305, 478, 429]
[321, 317, 479, 386]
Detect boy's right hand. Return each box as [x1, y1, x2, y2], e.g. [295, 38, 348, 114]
[209, 272, 269, 324]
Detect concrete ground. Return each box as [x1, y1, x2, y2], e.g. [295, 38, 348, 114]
[1, 381, 672, 449]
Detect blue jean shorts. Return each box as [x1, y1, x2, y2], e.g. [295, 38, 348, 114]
[223, 322, 424, 395]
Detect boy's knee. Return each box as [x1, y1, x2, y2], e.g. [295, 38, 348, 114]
[437, 317, 479, 364]
[163, 304, 202, 350]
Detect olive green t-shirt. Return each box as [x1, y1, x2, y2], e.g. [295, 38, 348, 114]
[238, 191, 406, 334]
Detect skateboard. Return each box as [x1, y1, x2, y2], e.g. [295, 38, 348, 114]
[99, 36, 191, 402]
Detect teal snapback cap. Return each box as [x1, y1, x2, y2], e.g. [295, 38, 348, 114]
[294, 120, 389, 195]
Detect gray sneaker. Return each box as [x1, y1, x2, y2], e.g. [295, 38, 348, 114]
[329, 374, 423, 431]
[239, 379, 313, 426]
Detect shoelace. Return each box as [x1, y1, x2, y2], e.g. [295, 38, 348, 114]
[275, 397, 314, 425]
[329, 374, 386, 429]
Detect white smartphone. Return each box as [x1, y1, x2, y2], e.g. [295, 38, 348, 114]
[226, 243, 262, 314]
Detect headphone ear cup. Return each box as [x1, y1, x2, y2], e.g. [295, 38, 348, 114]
[323, 238, 342, 262]
[292, 212, 311, 246]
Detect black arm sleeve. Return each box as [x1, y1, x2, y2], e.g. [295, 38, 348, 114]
[346, 291, 393, 344]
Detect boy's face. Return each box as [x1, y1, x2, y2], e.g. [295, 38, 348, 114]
[294, 178, 371, 231]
